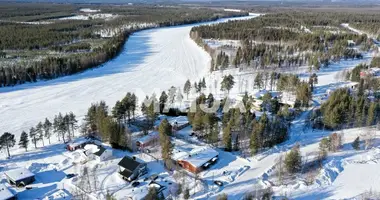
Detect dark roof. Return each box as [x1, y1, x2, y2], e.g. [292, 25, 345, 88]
[94, 146, 106, 157]
[118, 156, 142, 172]
[119, 169, 133, 178]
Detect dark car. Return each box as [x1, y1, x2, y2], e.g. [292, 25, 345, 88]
[214, 180, 223, 187]
[66, 174, 76, 179]
[132, 181, 140, 187]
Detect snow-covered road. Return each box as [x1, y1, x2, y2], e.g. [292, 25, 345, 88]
[0, 14, 258, 137]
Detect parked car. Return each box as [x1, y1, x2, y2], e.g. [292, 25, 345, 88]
[132, 181, 140, 187]
[214, 180, 223, 187]
[66, 174, 77, 179]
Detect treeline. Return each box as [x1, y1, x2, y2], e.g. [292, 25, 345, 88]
[0, 4, 244, 87]
[313, 88, 380, 130]
[191, 11, 371, 71]
[0, 32, 128, 86]
[0, 112, 79, 157]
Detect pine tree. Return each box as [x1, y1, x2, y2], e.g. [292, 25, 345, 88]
[159, 91, 168, 113]
[36, 122, 44, 146]
[352, 136, 360, 150]
[284, 144, 302, 174]
[159, 119, 174, 166]
[223, 120, 232, 151]
[29, 127, 38, 148]
[367, 102, 377, 126]
[68, 112, 78, 136]
[254, 72, 263, 89]
[184, 80, 191, 99]
[43, 118, 53, 144]
[19, 131, 29, 152]
[221, 75, 235, 94]
[201, 77, 206, 89]
[0, 132, 16, 158]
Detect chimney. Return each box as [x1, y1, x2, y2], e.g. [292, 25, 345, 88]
[132, 156, 136, 160]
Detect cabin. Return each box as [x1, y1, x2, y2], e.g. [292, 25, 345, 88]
[118, 156, 147, 182]
[173, 143, 219, 173]
[136, 132, 159, 150]
[5, 168, 35, 187]
[0, 184, 16, 200]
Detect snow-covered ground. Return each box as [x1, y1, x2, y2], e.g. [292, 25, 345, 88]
[0, 14, 259, 140]
[2, 11, 380, 200]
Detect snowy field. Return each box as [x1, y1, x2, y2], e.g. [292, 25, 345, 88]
[0, 14, 258, 139]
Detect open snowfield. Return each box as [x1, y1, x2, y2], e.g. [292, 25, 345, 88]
[0, 14, 258, 140]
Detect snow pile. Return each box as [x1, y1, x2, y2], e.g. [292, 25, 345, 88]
[315, 159, 345, 186]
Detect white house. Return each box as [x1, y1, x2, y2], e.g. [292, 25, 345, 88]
[84, 144, 112, 161]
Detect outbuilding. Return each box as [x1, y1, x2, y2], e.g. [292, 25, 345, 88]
[5, 168, 35, 187]
[0, 184, 16, 200]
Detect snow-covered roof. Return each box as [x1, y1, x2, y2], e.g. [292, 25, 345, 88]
[0, 184, 14, 200]
[67, 137, 89, 148]
[172, 140, 219, 168]
[154, 115, 189, 127]
[5, 168, 35, 182]
[137, 131, 159, 145]
[253, 90, 281, 99]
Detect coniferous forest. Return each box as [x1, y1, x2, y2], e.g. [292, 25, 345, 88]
[0, 3, 244, 87]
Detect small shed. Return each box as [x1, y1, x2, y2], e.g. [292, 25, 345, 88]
[5, 168, 35, 187]
[0, 184, 16, 200]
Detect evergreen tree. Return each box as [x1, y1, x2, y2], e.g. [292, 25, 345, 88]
[223, 120, 232, 151]
[284, 144, 302, 174]
[184, 80, 192, 99]
[352, 136, 360, 150]
[29, 127, 38, 149]
[367, 102, 377, 126]
[254, 72, 263, 89]
[68, 112, 78, 136]
[221, 75, 235, 94]
[36, 122, 44, 146]
[159, 119, 174, 166]
[201, 77, 206, 89]
[19, 131, 29, 152]
[43, 118, 53, 144]
[159, 91, 168, 113]
[0, 132, 15, 158]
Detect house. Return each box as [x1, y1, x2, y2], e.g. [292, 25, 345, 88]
[172, 140, 219, 173]
[118, 156, 147, 182]
[0, 184, 16, 200]
[84, 144, 112, 161]
[154, 116, 190, 132]
[5, 168, 35, 187]
[136, 132, 159, 150]
[93, 146, 112, 161]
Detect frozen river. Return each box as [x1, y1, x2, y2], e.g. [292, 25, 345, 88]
[0, 14, 258, 137]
